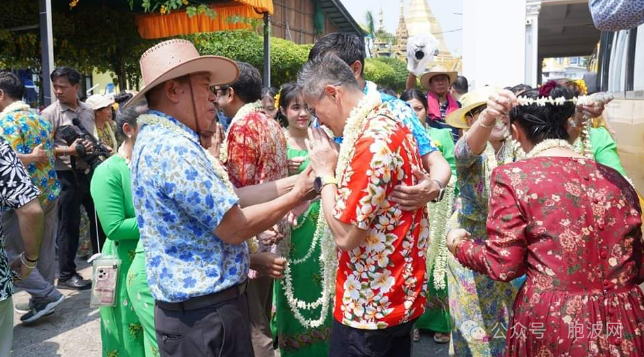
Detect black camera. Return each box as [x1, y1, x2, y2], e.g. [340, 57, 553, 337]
[59, 118, 111, 171]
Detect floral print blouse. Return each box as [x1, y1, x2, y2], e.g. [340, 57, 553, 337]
[456, 157, 644, 356]
[333, 106, 430, 330]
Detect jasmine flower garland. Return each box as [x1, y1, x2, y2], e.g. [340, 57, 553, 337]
[426, 176, 456, 291]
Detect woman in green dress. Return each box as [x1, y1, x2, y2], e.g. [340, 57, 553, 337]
[401, 89, 456, 344]
[91, 103, 159, 357]
[272, 83, 330, 356]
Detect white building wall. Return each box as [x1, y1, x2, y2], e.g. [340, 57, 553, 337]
[463, 0, 528, 90]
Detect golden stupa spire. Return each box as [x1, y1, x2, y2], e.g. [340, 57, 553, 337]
[406, 0, 449, 52]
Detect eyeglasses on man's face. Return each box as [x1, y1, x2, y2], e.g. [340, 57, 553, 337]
[211, 86, 229, 98]
[305, 83, 342, 117]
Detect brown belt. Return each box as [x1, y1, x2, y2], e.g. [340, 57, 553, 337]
[156, 280, 248, 312]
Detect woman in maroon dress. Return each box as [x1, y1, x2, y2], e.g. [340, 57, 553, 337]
[447, 84, 644, 357]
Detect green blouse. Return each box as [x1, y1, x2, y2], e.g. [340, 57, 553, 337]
[427, 126, 457, 178]
[90, 155, 139, 243]
[589, 127, 627, 177]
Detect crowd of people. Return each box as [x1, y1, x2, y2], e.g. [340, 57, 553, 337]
[0, 27, 641, 357]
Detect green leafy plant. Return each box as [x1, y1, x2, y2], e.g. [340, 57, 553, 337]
[364, 57, 409, 93]
[189, 30, 311, 88]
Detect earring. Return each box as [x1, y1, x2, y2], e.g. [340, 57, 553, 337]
[568, 118, 577, 128]
[127, 135, 132, 139]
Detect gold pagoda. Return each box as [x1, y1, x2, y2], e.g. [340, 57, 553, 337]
[373, 0, 462, 73]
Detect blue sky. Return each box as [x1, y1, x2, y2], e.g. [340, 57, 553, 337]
[340, 0, 463, 56]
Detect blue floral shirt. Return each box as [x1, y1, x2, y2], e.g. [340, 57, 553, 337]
[0, 102, 60, 207]
[321, 82, 437, 157]
[131, 110, 247, 303]
[363, 82, 437, 156]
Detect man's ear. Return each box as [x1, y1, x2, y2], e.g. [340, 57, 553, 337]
[164, 79, 186, 104]
[226, 87, 236, 104]
[349, 60, 362, 79]
[324, 84, 338, 101]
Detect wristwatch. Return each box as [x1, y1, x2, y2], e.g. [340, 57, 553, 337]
[431, 179, 445, 203]
[314, 176, 337, 194]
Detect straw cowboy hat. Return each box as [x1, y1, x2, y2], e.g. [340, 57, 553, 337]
[85, 94, 114, 111]
[445, 86, 498, 129]
[125, 39, 239, 108]
[420, 65, 457, 90]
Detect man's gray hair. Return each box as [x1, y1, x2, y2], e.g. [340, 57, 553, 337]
[297, 54, 361, 99]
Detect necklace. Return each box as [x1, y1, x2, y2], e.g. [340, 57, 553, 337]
[525, 139, 576, 159]
[117, 144, 131, 166]
[280, 90, 382, 329]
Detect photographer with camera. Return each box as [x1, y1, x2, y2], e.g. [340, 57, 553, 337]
[41, 67, 105, 291]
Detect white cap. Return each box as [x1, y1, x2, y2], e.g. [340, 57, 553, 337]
[85, 94, 114, 111]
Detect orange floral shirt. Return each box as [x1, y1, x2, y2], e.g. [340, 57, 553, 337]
[224, 110, 288, 254]
[333, 106, 430, 330]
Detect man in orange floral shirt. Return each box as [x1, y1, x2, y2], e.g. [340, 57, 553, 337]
[215, 62, 288, 357]
[298, 55, 430, 357]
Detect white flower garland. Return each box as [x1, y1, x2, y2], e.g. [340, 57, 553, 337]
[525, 139, 576, 159]
[219, 100, 264, 163]
[572, 116, 594, 159]
[288, 205, 319, 266]
[516, 95, 594, 107]
[280, 90, 382, 329]
[426, 176, 456, 291]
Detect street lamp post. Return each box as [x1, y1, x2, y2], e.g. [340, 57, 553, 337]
[39, 0, 54, 106]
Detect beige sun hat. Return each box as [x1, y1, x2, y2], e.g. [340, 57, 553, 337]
[124, 39, 239, 108]
[445, 86, 498, 129]
[420, 65, 457, 90]
[85, 94, 114, 111]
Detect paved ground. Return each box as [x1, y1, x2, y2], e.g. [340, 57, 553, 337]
[10, 258, 448, 357]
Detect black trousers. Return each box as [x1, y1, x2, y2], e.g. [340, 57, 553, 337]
[329, 318, 417, 357]
[56, 170, 105, 279]
[154, 293, 254, 357]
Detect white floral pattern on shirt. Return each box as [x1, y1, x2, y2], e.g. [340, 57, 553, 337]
[333, 107, 429, 330]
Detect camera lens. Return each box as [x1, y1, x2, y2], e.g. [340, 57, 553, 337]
[415, 51, 424, 60]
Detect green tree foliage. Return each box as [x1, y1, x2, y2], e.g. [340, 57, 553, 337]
[0, 0, 153, 90]
[364, 57, 409, 93]
[190, 30, 311, 88]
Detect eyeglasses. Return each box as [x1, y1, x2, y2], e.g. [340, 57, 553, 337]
[305, 92, 324, 117]
[305, 82, 341, 117]
[212, 85, 229, 98]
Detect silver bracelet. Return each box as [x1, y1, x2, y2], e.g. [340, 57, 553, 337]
[478, 120, 494, 129]
[20, 252, 37, 269]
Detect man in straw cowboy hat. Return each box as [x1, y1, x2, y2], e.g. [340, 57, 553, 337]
[408, 65, 460, 143]
[126, 39, 313, 357]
